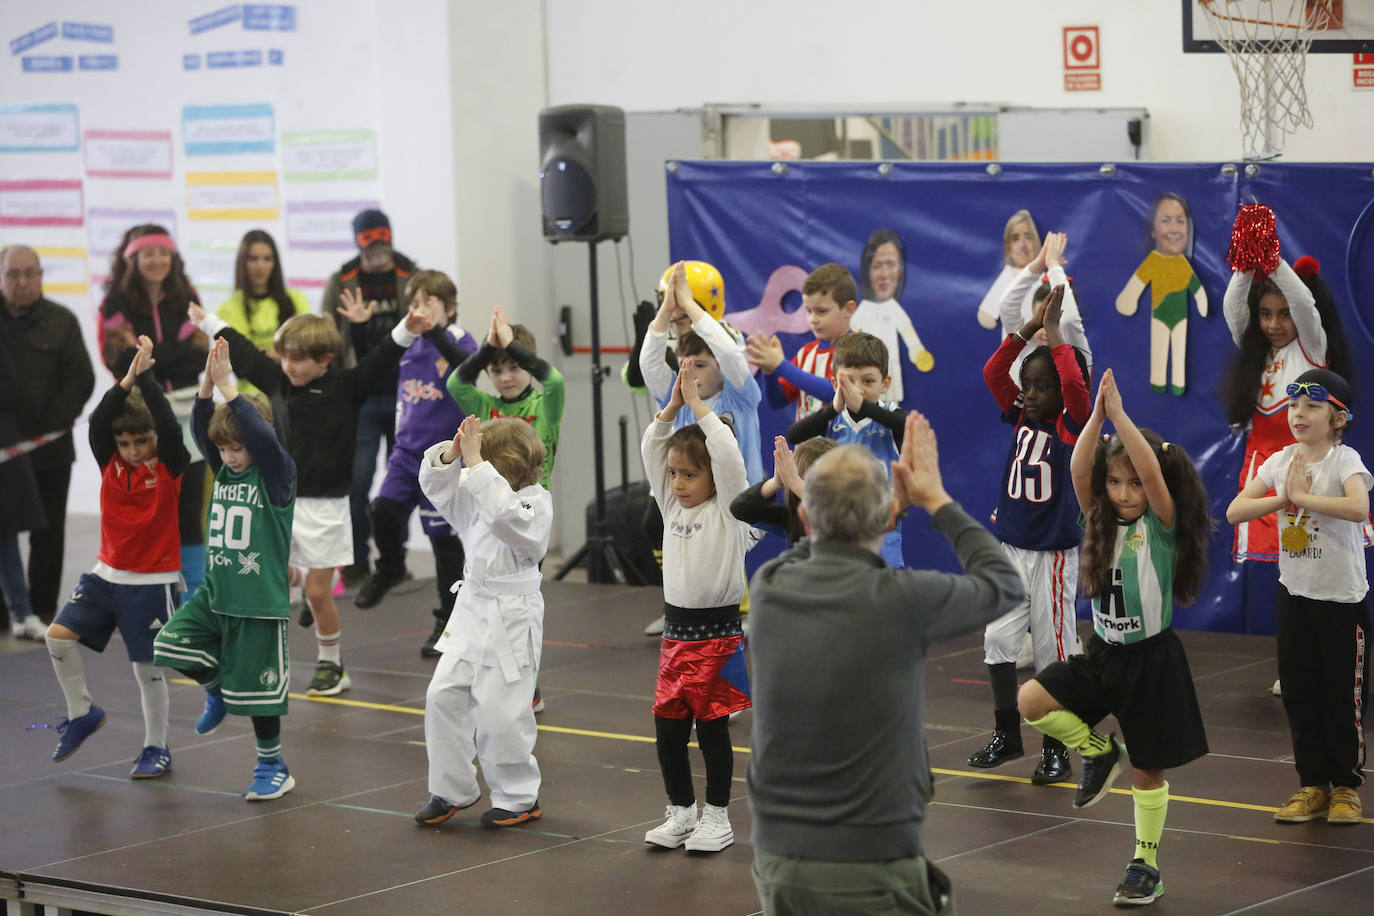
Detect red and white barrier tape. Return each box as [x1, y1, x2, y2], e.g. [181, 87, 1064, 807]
[0, 428, 70, 465]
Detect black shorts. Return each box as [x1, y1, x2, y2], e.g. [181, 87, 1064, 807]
[1034, 629, 1209, 771]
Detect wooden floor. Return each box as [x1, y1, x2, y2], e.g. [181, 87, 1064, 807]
[1, 573, 1372, 915]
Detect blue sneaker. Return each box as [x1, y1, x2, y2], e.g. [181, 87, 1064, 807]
[244, 757, 295, 801]
[130, 745, 172, 779]
[52, 704, 107, 762]
[196, 693, 226, 735]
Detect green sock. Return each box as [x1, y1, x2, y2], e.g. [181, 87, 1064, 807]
[1025, 710, 1113, 757]
[1132, 782, 1168, 867]
[256, 737, 282, 763]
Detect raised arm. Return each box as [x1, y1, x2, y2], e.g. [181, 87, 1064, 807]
[1271, 258, 1325, 363]
[190, 304, 286, 393]
[1100, 368, 1172, 528]
[1070, 373, 1108, 513]
[1222, 270, 1253, 347]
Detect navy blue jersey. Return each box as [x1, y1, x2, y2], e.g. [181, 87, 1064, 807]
[992, 413, 1083, 550]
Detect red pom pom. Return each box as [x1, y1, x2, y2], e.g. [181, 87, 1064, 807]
[1293, 255, 1320, 280]
[1227, 204, 1281, 277]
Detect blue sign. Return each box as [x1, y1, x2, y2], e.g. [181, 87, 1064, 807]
[184, 54, 201, 70]
[189, 5, 242, 35]
[243, 4, 296, 31]
[61, 22, 113, 43]
[268, 48, 283, 65]
[21, 55, 73, 72]
[9, 21, 57, 56]
[0, 103, 80, 152]
[207, 49, 262, 68]
[183, 103, 275, 155]
[78, 55, 117, 71]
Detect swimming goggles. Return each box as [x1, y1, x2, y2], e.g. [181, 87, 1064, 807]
[1287, 381, 1352, 417]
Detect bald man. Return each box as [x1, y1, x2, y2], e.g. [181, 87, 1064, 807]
[0, 245, 96, 624]
[747, 420, 1025, 915]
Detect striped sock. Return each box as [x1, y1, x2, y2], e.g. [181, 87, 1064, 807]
[1026, 709, 1113, 757]
[316, 629, 341, 664]
[1133, 782, 1169, 867]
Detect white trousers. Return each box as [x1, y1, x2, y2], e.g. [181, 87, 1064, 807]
[983, 543, 1080, 668]
[424, 652, 540, 810]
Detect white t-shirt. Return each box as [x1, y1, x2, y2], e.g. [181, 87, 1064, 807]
[1257, 442, 1372, 603]
[851, 298, 910, 404]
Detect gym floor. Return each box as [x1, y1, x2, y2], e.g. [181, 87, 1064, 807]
[1, 549, 1372, 914]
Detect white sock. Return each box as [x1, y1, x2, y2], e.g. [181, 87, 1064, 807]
[46, 635, 92, 720]
[287, 565, 308, 588]
[316, 629, 341, 664]
[132, 662, 170, 749]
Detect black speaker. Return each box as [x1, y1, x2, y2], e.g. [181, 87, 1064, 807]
[538, 104, 628, 242]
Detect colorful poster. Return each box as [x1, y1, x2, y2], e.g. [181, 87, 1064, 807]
[186, 240, 237, 293]
[84, 130, 173, 178]
[87, 207, 177, 257]
[285, 199, 379, 249]
[32, 245, 88, 295]
[182, 104, 274, 155]
[186, 171, 278, 220]
[282, 130, 378, 181]
[0, 179, 83, 226]
[0, 104, 80, 152]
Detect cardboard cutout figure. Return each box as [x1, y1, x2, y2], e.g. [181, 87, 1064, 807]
[850, 229, 930, 404]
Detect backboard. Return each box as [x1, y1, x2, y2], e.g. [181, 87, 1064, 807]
[1183, 0, 1374, 52]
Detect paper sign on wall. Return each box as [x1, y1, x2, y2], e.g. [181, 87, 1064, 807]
[186, 240, 238, 293]
[285, 199, 379, 249]
[84, 130, 173, 178]
[0, 179, 83, 226]
[87, 207, 177, 257]
[182, 104, 274, 155]
[186, 171, 278, 220]
[32, 245, 88, 295]
[0, 104, 80, 152]
[1063, 25, 1102, 92]
[282, 130, 378, 181]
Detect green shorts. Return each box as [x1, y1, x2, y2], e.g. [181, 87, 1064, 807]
[153, 587, 290, 717]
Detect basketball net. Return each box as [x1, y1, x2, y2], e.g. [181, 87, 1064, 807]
[1198, 0, 1336, 159]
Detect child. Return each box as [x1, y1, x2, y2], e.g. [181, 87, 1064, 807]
[747, 263, 857, 421]
[640, 260, 763, 484]
[994, 231, 1092, 384]
[730, 435, 837, 545]
[153, 339, 298, 800]
[786, 331, 908, 567]
[447, 306, 564, 490]
[43, 337, 187, 777]
[969, 286, 1090, 784]
[413, 415, 552, 828]
[1227, 367, 1371, 826]
[1019, 367, 1211, 906]
[187, 297, 432, 697]
[641, 373, 752, 853]
[355, 270, 479, 662]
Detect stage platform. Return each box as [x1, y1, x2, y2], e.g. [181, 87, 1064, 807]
[2, 575, 1372, 915]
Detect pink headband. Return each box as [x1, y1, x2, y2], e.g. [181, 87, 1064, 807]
[124, 234, 176, 259]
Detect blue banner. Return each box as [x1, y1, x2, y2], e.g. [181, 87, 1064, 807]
[78, 54, 117, 71]
[243, 4, 296, 31]
[207, 49, 262, 68]
[9, 21, 56, 56]
[61, 22, 113, 43]
[21, 55, 72, 72]
[667, 160, 1374, 634]
[189, 5, 242, 35]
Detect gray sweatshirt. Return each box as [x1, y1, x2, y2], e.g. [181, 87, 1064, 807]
[747, 502, 1026, 861]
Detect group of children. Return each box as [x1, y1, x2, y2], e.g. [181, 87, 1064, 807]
[31, 207, 1370, 907]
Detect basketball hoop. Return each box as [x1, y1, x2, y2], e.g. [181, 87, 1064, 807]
[1198, 0, 1337, 159]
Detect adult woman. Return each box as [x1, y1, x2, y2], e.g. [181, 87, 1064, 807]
[850, 228, 931, 405]
[977, 209, 1040, 331]
[97, 225, 210, 591]
[215, 230, 309, 392]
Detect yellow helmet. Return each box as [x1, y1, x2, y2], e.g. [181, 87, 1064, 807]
[657, 260, 726, 321]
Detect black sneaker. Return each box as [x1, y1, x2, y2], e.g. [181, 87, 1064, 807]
[1112, 858, 1163, 906]
[414, 794, 477, 825]
[1074, 734, 1124, 808]
[968, 729, 1024, 769]
[1032, 744, 1073, 785]
[306, 661, 351, 697]
[481, 799, 541, 828]
[420, 617, 444, 659]
[296, 601, 313, 629]
[354, 567, 412, 609]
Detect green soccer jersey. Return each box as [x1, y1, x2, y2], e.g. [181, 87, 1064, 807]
[204, 464, 295, 619]
[1091, 508, 1176, 646]
[447, 371, 565, 490]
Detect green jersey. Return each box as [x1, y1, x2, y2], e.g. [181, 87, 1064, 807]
[1091, 508, 1176, 646]
[447, 370, 564, 490]
[204, 464, 295, 619]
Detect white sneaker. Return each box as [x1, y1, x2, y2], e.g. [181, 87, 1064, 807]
[644, 615, 665, 637]
[644, 804, 697, 848]
[12, 616, 46, 640]
[684, 803, 733, 852]
[1270, 678, 1283, 697]
[1015, 632, 1035, 670]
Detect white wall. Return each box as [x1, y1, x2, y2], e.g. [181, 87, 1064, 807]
[544, 0, 1374, 162]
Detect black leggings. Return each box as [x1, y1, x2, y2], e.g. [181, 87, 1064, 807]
[655, 714, 734, 808]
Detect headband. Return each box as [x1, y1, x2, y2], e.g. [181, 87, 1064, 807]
[124, 234, 176, 259]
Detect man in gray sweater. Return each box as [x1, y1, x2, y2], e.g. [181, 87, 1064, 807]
[748, 412, 1025, 915]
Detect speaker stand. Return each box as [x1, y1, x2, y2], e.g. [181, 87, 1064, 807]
[554, 241, 634, 585]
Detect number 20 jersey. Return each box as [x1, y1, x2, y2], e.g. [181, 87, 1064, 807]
[203, 463, 294, 619]
[992, 412, 1083, 552]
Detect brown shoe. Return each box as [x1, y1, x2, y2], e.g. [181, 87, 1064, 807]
[1274, 786, 1329, 823]
[1328, 787, 1363, 825]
